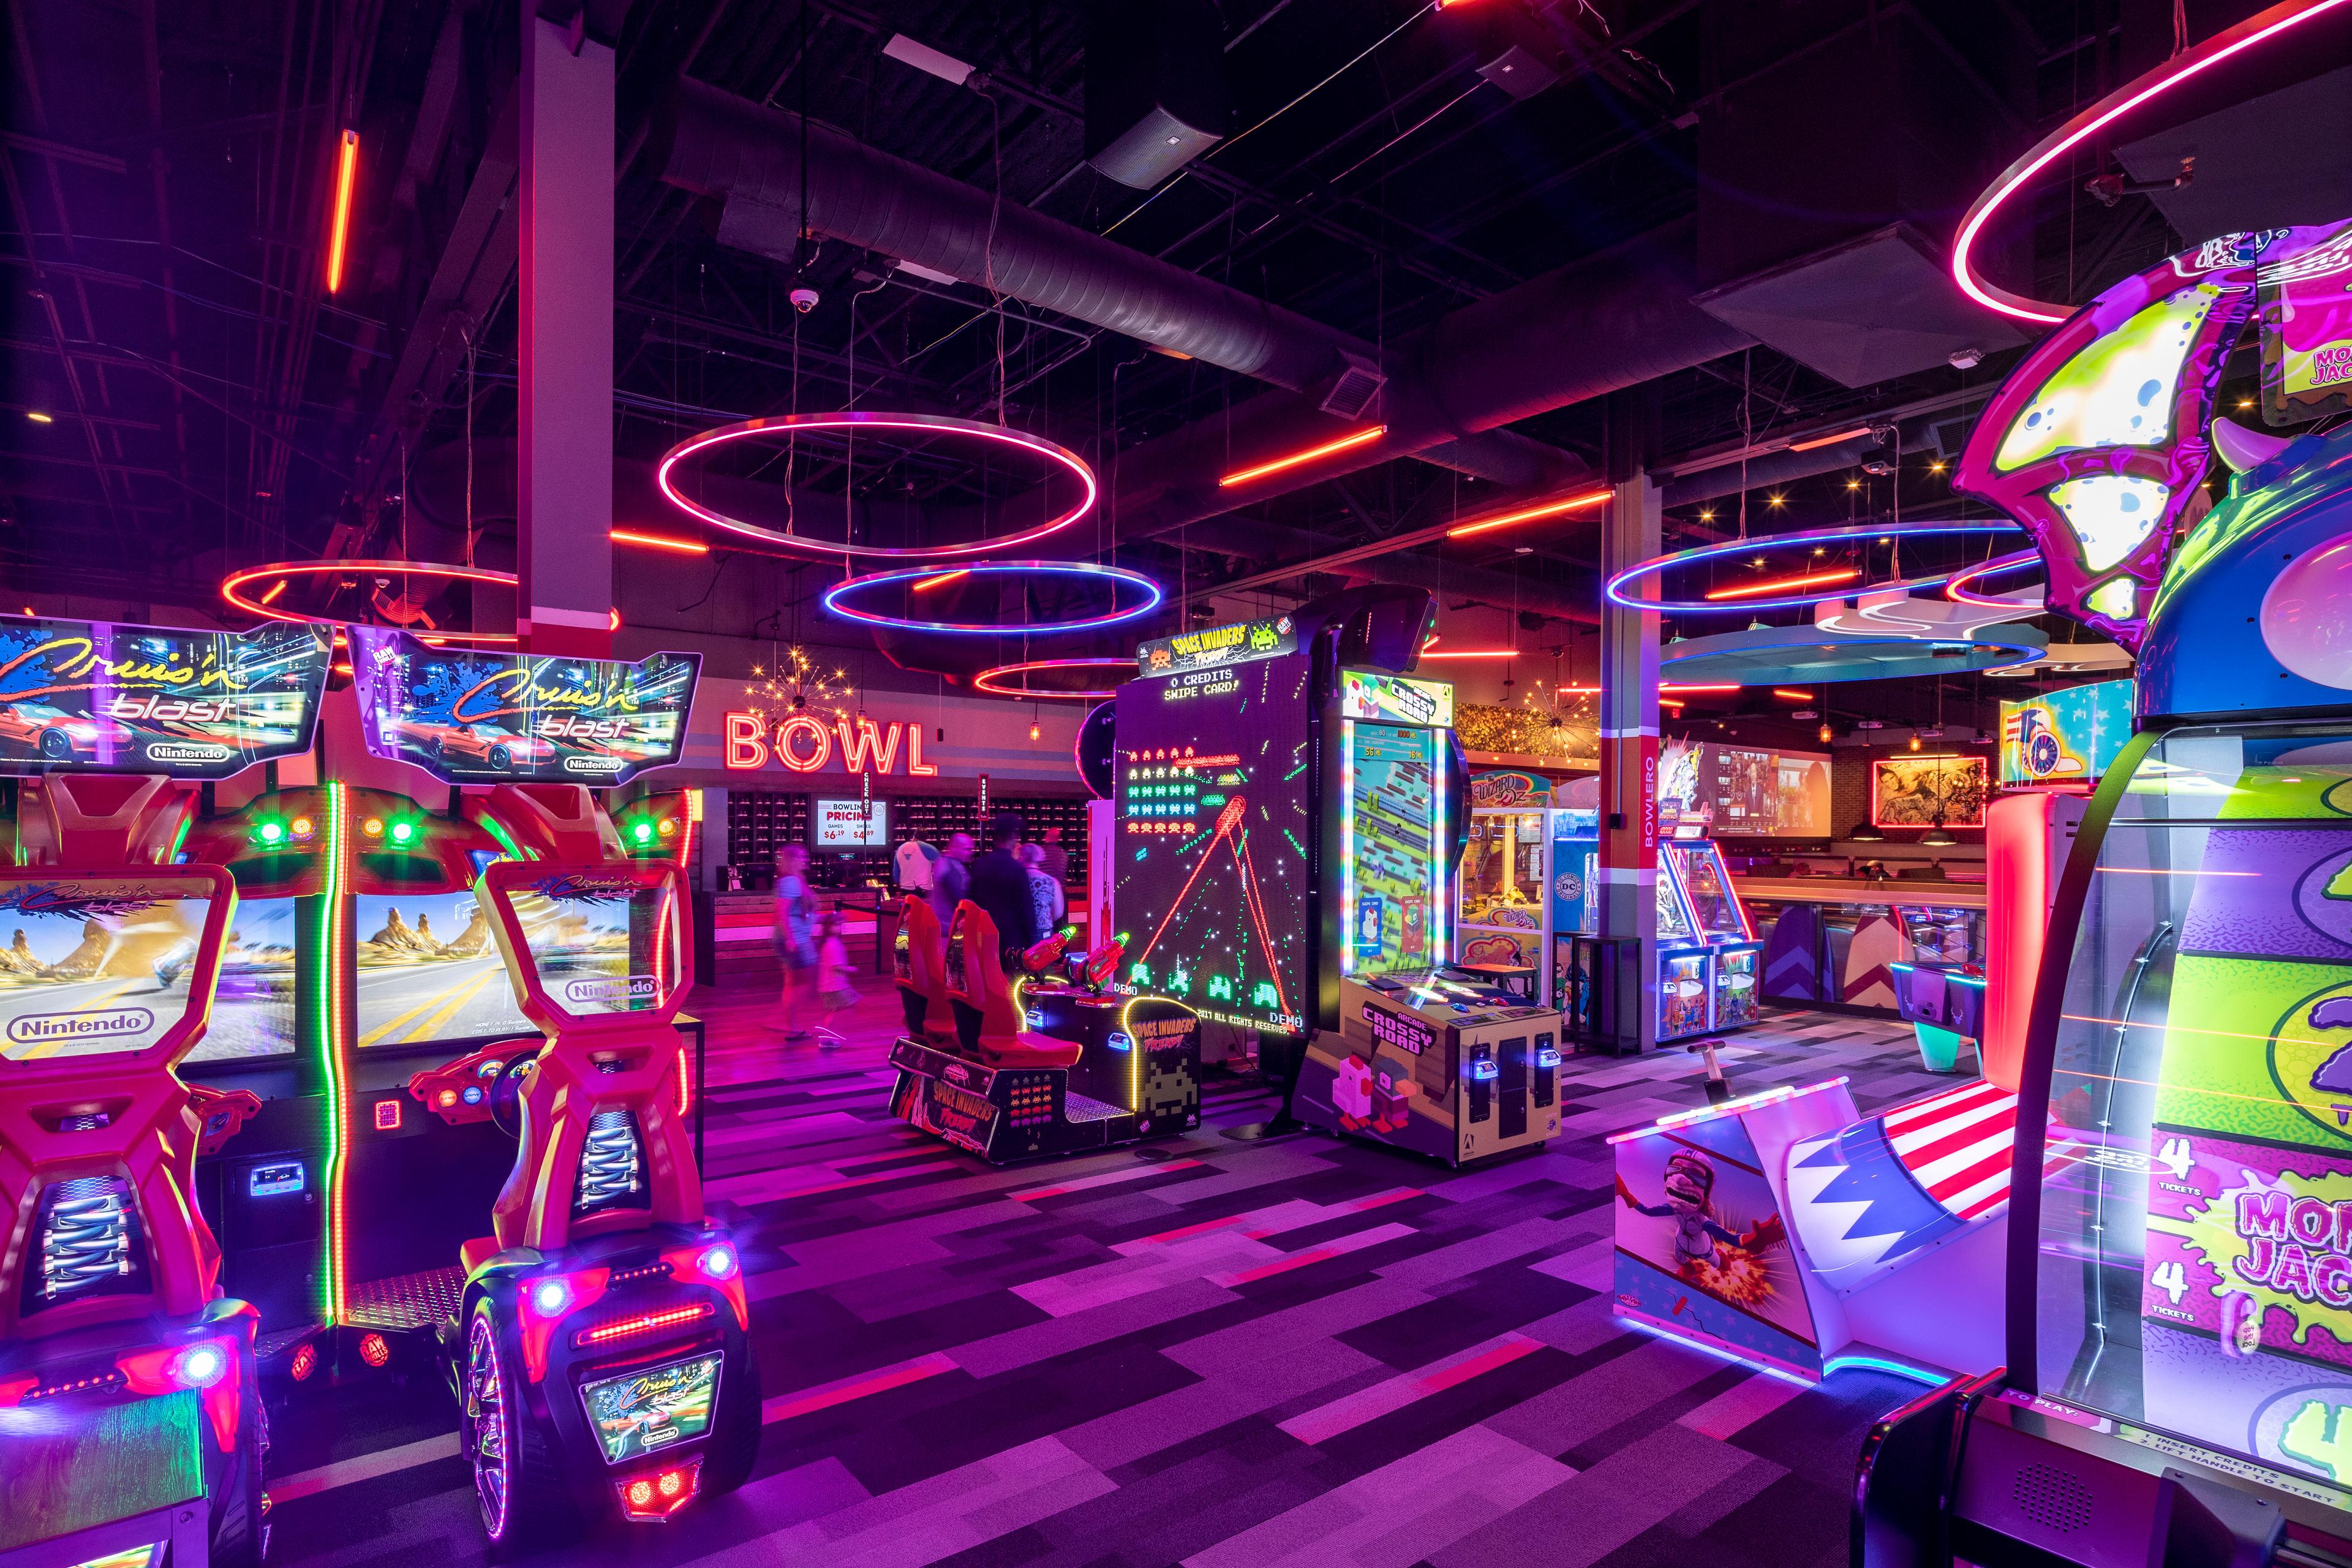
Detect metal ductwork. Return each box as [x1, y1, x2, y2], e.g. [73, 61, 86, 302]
[655, 84, 1738, 510]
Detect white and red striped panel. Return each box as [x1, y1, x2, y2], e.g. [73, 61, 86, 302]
[1880, 1078, 2019, 1221]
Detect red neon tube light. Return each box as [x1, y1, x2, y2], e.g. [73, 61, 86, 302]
[573, 1300, 716, 1348]
[1788, 426, 1873, 453]
[911, 568, 970, 592]
[611, 529, 708, 554]
[1703, 567, 1860, 601]
[326, 130, 358, 294]
[1417, 649, 1520, 660]
[1218, 426, 1385, 488]
[1444, 488, 1613, 538]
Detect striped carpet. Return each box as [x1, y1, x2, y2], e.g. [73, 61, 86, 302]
[260, 984, 1956, 1568]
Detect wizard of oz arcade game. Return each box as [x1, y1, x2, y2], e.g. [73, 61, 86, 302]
[0, 612, 332, 1568]
[1857, 221, 2352, 1566]
[312, 628, 701, 1382]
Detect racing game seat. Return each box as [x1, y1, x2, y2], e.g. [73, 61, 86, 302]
[943, 901, 1083, 1070]
[893, 895, 957, 1048]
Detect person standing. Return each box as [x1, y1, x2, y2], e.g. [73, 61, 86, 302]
[1038, 825, 1071, 886]
[812, 910, 857, 1050]
[928, 831, 974, 933]
[1021, 842, 1065, 940]
[968, 812, 1038, 956]
[774, 845, 818, 1042]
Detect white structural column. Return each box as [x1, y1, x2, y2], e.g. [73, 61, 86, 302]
[516, 6, 615, 657]
[1597, 469, 1661, 1052]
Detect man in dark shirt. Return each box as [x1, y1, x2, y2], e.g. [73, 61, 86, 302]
[967, 812, 1039, 956]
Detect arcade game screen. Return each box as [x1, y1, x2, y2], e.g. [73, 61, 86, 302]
[1113, 653, 1312, 1035]
[499, 873, 684, 1017]
[1665, 842, 1750, 939]
[355, 889, 532, 1048]
[1344, 720, 1444, 978]
[194, 895, 298, 1061]
[0, 882, 211, 1060]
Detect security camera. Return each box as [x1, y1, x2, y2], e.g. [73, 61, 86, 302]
[790, 287, 820, 314]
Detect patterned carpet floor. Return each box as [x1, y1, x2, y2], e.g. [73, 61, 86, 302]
[260, 983, 1961, 1568]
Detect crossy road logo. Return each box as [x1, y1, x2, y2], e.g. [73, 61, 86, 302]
[8, 1006, 156, 1047]
[563, 974, 658, 1006]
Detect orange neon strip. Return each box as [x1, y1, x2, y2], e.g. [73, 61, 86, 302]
[1218, 426, 1385, 488]
[911, 569, 970, 591]
[1659, 698, 1685, 711]
[326, 130, 358, 294]
[260, 580, 288, 605]
[1444, 488, 1613, 538]
[1771, 688, 1812, 701]
[611, 528, 709, 554]
[1789, 425, 1874, 453]
[1703, 567, 1861, 601]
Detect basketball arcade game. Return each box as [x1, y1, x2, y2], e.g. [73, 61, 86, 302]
[0, 613, 335, 1568]
[1858, 220, 2352, 1565]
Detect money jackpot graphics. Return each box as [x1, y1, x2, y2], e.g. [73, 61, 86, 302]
[0, 614, 330, 778]
[350, 628, 698, 786]
[2137, 754, 2352, 1487]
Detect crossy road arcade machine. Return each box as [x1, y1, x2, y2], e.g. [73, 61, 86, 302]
[0, 612, 333, 1568]
[1856, 221, 2352, 1566]
[1110, 593, 1559, 1166]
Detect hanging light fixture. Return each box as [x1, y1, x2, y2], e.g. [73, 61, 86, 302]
[1920, 822, 1958, 848]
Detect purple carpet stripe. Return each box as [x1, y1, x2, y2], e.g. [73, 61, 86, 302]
[1208, 1220, 1420, 1287]
[1011, 1156, 1204, 1200]
[1277, 1331, 1547, 1446]
[760, 1350, 960, 1423]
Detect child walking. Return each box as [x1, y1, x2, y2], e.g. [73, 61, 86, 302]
[813, 910, 858, 1049]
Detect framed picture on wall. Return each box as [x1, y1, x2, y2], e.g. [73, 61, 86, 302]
[1871, 756, 1988, 829]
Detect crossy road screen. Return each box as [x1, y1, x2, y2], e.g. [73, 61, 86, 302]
[1113, 654, 1312, 1035]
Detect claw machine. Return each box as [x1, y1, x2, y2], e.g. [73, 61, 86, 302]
[1655, 823, 1763, 1042]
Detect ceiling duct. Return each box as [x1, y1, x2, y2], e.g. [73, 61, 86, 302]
[1319, 352, 1387, 421]
[1085, 0, 1229, 190]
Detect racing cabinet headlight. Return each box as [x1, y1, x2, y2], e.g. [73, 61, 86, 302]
[697, 1244, 737, 1282]
[173, 1342, 229, 1389]
[529, 1278, 572, 1316]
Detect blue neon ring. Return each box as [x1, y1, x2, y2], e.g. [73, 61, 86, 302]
[1604, 521, 2028, 613]
[821, 560, 1164, 635]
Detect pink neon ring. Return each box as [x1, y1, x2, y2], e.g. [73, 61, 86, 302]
[1952, 0, 2351, 323]
[655, 411, 1099, 560]
[973, 658, 1133, 700]
[1944, 551, 2046, 608]
[220, 560, 619, 646]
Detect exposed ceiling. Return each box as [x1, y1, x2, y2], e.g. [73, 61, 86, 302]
[0, 0, 2327, 727]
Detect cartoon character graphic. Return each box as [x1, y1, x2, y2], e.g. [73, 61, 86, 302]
[1248, 621, 1280, 652]
[1616, 1150, 1787, 1280]
[1148, 646, 1173, 671]
[1367, 1051, 1419, 1133]
[1332, 1054, 1375, 1125]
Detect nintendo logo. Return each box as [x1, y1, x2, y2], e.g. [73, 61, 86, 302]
[144, 742, 232, 764]
[562, 974, 658, 1006]
[562, 755, 624, 774]
[8, 1006, 156, 1047]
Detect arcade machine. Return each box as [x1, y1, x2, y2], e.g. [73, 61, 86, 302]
[1654, 821, 1764, 1042]
[1453, 769, 1602, 1008]
[886, 897, 1203, 1162]
[0, 612, 333, 1567]
[1857, 221, 2352, 1564]
[319, 628, 704, 1395]
[1608, 230, 2286, 1382]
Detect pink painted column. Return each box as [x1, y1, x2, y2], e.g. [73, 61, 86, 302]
[516, 5, 614, 657]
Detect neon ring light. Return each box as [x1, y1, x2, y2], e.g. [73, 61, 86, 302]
[1944, 551, 2046, 608]
[1603, 522, 2026, 613]
[1953, 0, 2352, 323]
[221, 560, 619, 646]
[657, 412, 1099, 560]
[974, 658, 1134, 699]
[823, 560, 1161, 635]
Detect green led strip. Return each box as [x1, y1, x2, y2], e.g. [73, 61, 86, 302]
[168, 814, 193, 864]
[478, 810, 528, 863]
[314, 781, 350, 1323]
